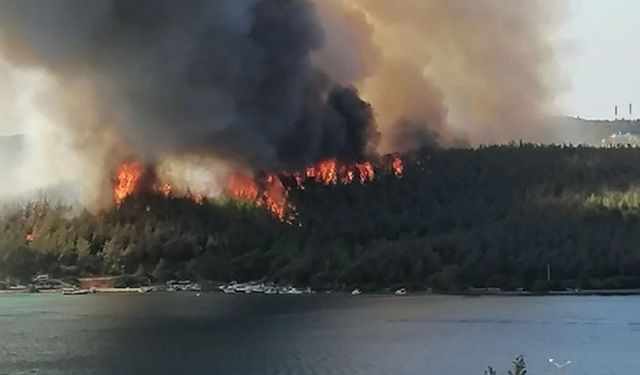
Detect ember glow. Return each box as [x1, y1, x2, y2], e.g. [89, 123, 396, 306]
[156, 183, 172, 198]
[113, 162, 145, 205]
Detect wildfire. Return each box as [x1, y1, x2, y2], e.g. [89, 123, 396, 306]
[25, 232, 35, 243]
[227, 172, 259, 201]
[391, 155, 404, 176]
[297, 158, 379, 186]
[262, 173, 289, 221]
[226, 172, 293, 221]
[356, 161, 375, 183]
[311, 159, 338, 184]
[112, 154, 404, 223]
[113, 162, 145, 205]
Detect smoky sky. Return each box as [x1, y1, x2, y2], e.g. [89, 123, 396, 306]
[0, 0, 379, 170]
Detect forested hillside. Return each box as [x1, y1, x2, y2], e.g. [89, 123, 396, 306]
[4, 144, 640, 292]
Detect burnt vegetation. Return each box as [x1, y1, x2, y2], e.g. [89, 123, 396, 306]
[4, 144, 640, 292]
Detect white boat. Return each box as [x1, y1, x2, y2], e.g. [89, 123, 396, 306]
[264, 287, 278, 295]
[233, 285, 251, 293]
[222, 286, 236, 294]
[190, 283, 202, 292]
[351, 288, 362, 296]
[394, 288, 407, 296]
[63, 288, 89, 296]
[249, 284, 266, 293]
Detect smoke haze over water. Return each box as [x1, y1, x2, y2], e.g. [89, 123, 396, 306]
[0, 0, 564, 207]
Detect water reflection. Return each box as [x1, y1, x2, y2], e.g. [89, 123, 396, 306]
[1, 294, 640, 374]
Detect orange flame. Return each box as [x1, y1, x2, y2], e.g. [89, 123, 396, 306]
[356, 162, 375, 183]
[391, 155, 404, 177]
[263, 173, 289, 221]
[300, 158, 377, 186]
[114, 162, 144, 205]
[227, 172, 259, 201]
[226, 172, 294, 222]
[315, 159, 338, 185]
[339, 166, 355, 184]
[25, 232, 35, 243]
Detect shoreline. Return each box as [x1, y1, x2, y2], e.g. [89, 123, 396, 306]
[4, 287, 640, 297]
[449, 289, 640, 297]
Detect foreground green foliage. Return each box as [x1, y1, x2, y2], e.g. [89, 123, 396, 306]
[485, 356, 527, 375]
[4, 144, 640, 291]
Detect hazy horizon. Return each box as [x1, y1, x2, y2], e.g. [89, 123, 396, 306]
[560, 0, 640, 120]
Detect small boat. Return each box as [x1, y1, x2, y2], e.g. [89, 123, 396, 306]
[288, 287, 304, 295]
[394, 288, 407, 296]
[190, 283, 202, 292]
[222, 286, 236, 294]
[63, 288, 89, 296]
[351, 288, 362, 296]
[234, 285, 251, 293]
[264, 287, 278, 295]
[249, 284, 266, 293]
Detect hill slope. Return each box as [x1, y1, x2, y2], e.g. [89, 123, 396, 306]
[4, 144, 640, 291]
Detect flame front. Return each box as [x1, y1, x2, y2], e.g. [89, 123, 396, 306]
[263, 173, 289, 221]
[356, 162, 374, 183]
[227, 172, 292, 221]
[227, 172, 259, 201]
[299, 158, 380, 186]
[314, 159, 338, 184]
[113, 162, 144, 205]
[112, 155, 404, 222]
[391, 155, 404, 176]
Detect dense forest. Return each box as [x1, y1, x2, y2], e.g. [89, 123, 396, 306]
[4, 144, 640, 292]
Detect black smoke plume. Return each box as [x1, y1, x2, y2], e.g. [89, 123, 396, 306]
[0, 0, 379, 171]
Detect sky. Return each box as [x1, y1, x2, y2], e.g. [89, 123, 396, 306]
[560, 0, 640, 120]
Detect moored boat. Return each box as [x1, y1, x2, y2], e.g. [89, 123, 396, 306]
[63, 288, 89, 295]
[394, 288, 407, 296]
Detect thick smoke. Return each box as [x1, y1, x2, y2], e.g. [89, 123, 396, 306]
[314, 0, 564, 149]
[0, 0, 563, 207]
[0, 0, 378, 167]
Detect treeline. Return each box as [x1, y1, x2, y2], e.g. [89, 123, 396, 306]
[4, 144, 640, 291]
